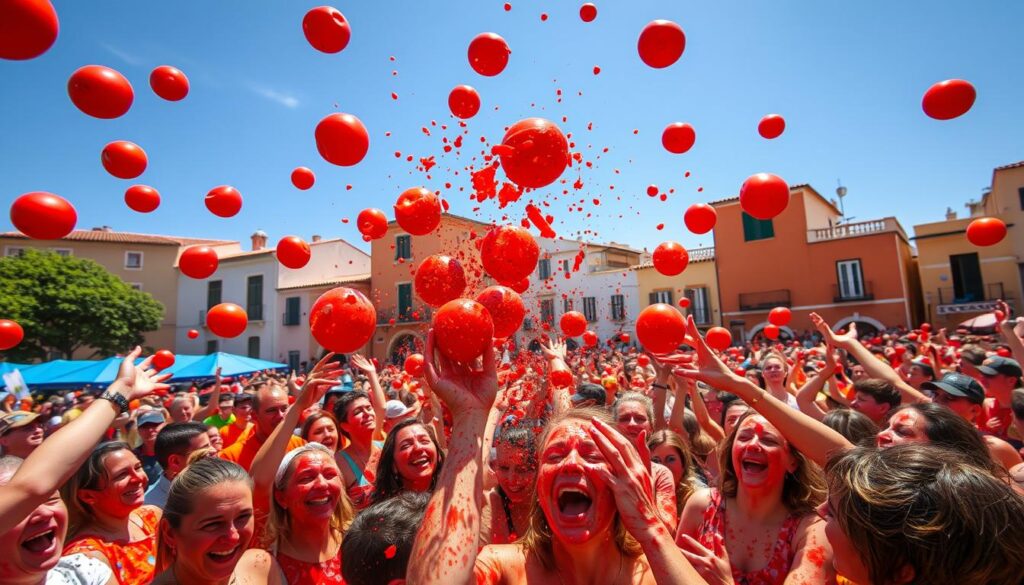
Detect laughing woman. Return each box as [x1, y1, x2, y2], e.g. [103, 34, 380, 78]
[153, 457, 281, 585]
[369, 418, 445, 505]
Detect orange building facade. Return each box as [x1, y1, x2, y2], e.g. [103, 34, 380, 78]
[712, 185, 922, 342]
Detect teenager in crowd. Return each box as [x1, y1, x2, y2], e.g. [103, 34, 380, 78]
[646, 429, 703, 516]
[219, 393, 253, 449]
[481, 421, 537, 545]
[369, 418, 444, 505]
[0, 411, 44, 459]
[332, 354, 388, 509]
[132, 410, 165, 485]
[145, 421, 212, 508]
[300, 411, 341, 453]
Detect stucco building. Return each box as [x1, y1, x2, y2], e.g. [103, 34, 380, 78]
[632, 247, 719, 330]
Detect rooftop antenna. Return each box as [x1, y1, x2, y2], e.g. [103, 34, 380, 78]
[836, 180, 853, 223]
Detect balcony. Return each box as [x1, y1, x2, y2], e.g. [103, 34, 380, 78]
[739, 289, 791, 311]
[938, 283, 1004, 306]
[833, 281, 875, 303]
[807, 218, 906, 244]
[376, 307, 432, 325]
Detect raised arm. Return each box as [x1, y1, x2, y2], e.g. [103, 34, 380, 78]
[407, 329, 498, 585]
[0, 347, 171, 534]
[684, 377, 725, 443]
[350, 354, 388, 441]
[810, 313, 930, 405]
[795, 350, 834, 422]
[193, 367, 223, 421]
[541, 337, 573, 415]
[674, 316, 853, 469]
[995, 300, 1024, 369]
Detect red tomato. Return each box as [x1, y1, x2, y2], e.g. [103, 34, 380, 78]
[550, 369, 573, 388]
[149, 65, 189, 101]
[433, 299, 494, 363]
[302, 6, 351, 53]
[357, 208, 388, 240]
[768, 307, 791, 327]
[0, 0, 59, 60]
[497, 118, 569, 189]
[468, 32, 510, 76]
[996, 347, 1012, 358]
[448, 85, 481, 119]
[315, 113, 369, 167]
[276, 236, 311, 269]
[101, 141, 147, 179]
[179, 246, 219, 279]
[757, 114, 786, 139]
[662, 122, 696, 154]
[414, 255, 466, 307]
[636, 354, 650, 368]
[763, 324, 780, 340]
[0, 320, 24, 350]
[187, 329, 199, 339]
[404, 353, 425, 377]
[560, 311, 587, 337]
[684, 203, 717, 234]
[620, 333, 631, 344]
[739, 173, 789, 220]
[637, 20, 685, 69]
[579, 3, 597, 22]
[205, 185, 242, 218]
[67, 65, 133, 119]
[966, 217, 1006, 247]
[10, 192, 76, 239]
[309, 287, 376, 353]
[646, 185, 659, 197]
[583, 330, 598, 347]
[480, 225, 540, 285]
[705, 327, 733, 351]
[207, 303, 248, 338]
[679, 297, 691, 308]
[475, 285, 525, 338]
[394, 187, 441, 236]
[636, 304, 686, 354]
[920, 323, 932, 333]
[124, 185, 160, 213]
[153, 350, 175, 370]
[510, 278, 530, 294]
[922, 79, 975, 120]
[291, 167, 315, 190]
[652, 242, 689, 276]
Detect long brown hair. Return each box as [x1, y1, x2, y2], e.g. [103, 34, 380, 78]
[718, 412, 825, 515]
[520, 407, 642, 571]
[646, 429, 698, 511]
[59, 441, 135, 539]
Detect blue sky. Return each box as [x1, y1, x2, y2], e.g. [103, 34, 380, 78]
[2, 1, 1022, 255]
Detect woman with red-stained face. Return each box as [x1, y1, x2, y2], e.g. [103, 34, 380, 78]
[482, 423, 537, 545]
[676, 413, 835, 585]
[874, 403, 1001, 474]
[301, 412, 340, 453]
[370, 419, 444, 506]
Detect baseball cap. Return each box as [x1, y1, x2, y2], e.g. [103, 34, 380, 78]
[233, 392, 255, 405]
[572, 383, 607, 405]
[137, 411, 166, 427]
[384, 400, 412, 420]
[910, 358, 935, 379]
[0, 411, 40, 436]
[922, 372, 986, 405]
[976, 356, 1023, 378]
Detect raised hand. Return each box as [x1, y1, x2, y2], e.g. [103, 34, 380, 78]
[671, 316, 741, 390]
[678, 534, 736, 585]
[587, 418, 663, 541]
[540, 337, 567, 361]
[110, 346, 172, 401]
[423, 328, 497, 417]
[349, 353, 377, 375]
[294, 353, 343, 411]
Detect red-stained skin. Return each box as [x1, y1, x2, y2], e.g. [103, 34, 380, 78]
[614, 402, 651, 443]
[491, 442, 536, 505]
[731, 417, 796, 491]
[393, 424, 438, 492]
[876, 409, 928, 447]
[305, 417, 339, 451]
[276, 452, 343, 524]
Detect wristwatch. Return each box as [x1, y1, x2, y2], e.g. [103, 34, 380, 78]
[99, 391, 129, 414]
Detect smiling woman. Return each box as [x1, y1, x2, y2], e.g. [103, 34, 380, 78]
[370, 418, 445, 505]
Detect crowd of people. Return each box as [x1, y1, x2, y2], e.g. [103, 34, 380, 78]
[2, 303, 1024, 585]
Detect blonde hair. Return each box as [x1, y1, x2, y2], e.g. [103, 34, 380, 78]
[520, 407, 642, 571]
[647, 429, 699, 511]
[155, 457, 252, 573]
[266, 444, 354, 548]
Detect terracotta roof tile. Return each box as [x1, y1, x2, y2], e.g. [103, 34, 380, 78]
[995, 161, 1024, 171]
[0, 229, 234, 246]
[277, 274, 371, 291]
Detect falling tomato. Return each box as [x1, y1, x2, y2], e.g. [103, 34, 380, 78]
[149, 65, 189, 101]
[67, 65, 133, 119]
[101, 141, 147, 179]
[179, 246, 219, 279]
[636, 304, 686, 354]
[705, 327, 733, 351]
[315, 113, 369, 167]
[276, 236, 312, 269]
[357, 208, 388, 240]
[498, 118, 569, 189]
[187, 329, 199, 340]
[652, 242, 689, 276]
[468, 33, 510, 77]
[448, 85, 481, 119]
[205, 185, 243, 218]
[757, 114, 786, 139]
[10, 192, 76, 240]
[768, 307, 792, 327]
[0, 320, 24, 350]
[394, 187, 441, 236]
[480, 225, 540, 285]
[302, 6, 351, 53]
[922, 79, 975, 120]
[433, 299, 494, 363]
[764, 324, 780, 340]
[291, 167, 315, 190]
[684, 203, 717, 234]
[579, 3, 597, 22]
[404, 354, 425, 377]
[966, 217, 1006, 247]
[475, 285, 526, 338]
[583, 330, 598, 347]
[309, 287, 376, 353]
[207, 303, 248, 338]
[414, 255, 467, 307]
[153, 350, 175, 370]
[739, 173, 789, 220]
[0, 0, 59, 60]
[637, 20, 686, 69]
[124, 185, 160, 213]
[560, 311, 587, 337]
[662, 123, 696, 154]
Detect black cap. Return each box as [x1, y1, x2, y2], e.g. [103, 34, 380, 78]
[572, 383, 606, 405]
[976, 356, 1023, 378]
[233, 392, 254, 404]
[922, 372, 986, 405]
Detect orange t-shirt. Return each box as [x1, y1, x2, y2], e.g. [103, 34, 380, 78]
[219, 428, 306, 471]
[63, 506, 160, 585]
[220, 421, 252, 448]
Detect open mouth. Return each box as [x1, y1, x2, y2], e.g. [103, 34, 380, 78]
[207, 546, 240, 563]
[556, 487, 593, 518]
[21, 529, 56, 555]
[306, 495, 334, 507]
[741, 459, 768, 474]
[410, 454, 432, 469]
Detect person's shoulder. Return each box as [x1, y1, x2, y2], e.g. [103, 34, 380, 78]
[219, 439, 244, 461]
[48, 553, 114, 585]
[235, 548, 283, 584]
[478, 543, 527, 570]
[287, 434, 307, 449]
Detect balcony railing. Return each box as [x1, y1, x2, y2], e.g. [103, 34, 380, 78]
[739, 289, 791, 311]
[807, 218, 904, 243]
[833, 281, 875, 303]
[938, 282, 1004, 305]
[376, 307, 432, 325]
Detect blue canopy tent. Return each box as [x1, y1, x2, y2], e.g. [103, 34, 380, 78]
[21, 360, 99, 390]
[163, 353, 288, 382]
[0, 362, 31, 376]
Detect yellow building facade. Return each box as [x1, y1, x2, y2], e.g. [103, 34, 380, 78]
[632, 247, 720, 329]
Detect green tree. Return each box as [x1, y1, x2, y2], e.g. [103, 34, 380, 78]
[0, 249, 164, 360]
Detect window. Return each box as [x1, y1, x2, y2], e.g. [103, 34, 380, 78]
[649, 290, 673, 305]
[284, 297, 301, 326]
[563, 298, 574, 314]
[206, 340, 219, 354]
[540, 299, 555, 325]
[522, 317, 534, 331]
[1019, 187, 1024, 211]
[742, 212, 774, 242]
[129, 283, 143, 291]
[395, 235, 412, 260]
[247, 336, 260, 358]
[836, 260, 865, 300]
[125, 251, 143, 270]
[52, 248, 72, 257]
[949, 253, 984, 303]
[288, 351, 301, 371]
[247, 275, 263, 320]
[611, 294, 625, 320]
[685, 288, 712, 325]
[4, 246, 24, 257]
[583, 297, 597, 322]
[398, 283, 413, 319]
[562, 259, 571, 273]
[538, 259, 551, 280]
[207, 280, 222, 310]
